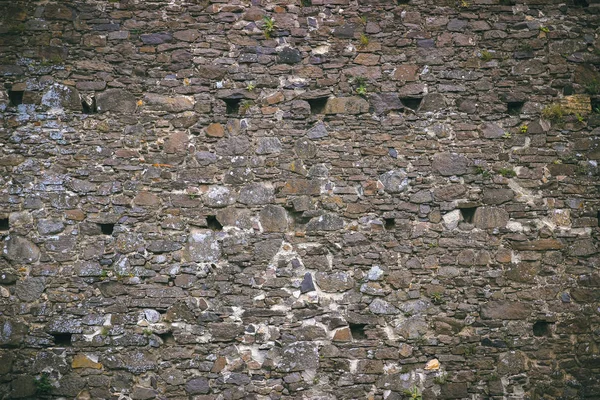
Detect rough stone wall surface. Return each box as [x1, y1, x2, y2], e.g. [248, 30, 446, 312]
[0, 0, 599, 399]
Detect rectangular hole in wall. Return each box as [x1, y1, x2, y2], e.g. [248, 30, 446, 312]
[460, 207, 477, 223]
[307, 97, 328, 114]
[223, 98, 241, 115]
[507, 101, 524, 115]
[98, 223, 114, 235]
[81, 96, 97, 114]
[158, 332, 175, 344]
[384, 218, 396, 230]
[349, 323, 367, 340]
[533, 320, 552, 337]
[400, 97, 422, 111]
[591, 98, 600, 113]
[206, 215, 223, 231]
[397, 0, 410, 4]
[597, 211, 600, 227]
[573, 0, 589, 7]
[52, 333, 73, 346]
[8, 90, 24, 106]
[0, 218, 8, 231]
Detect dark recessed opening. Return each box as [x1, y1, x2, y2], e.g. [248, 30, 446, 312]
[307, 97, 329, 114]
[384, 218, 396, 230]
[533, 320, 552, 337]
[81, 96, 97, 114]
[591, 98, 600, 112]
[573, 0, 589, 7]
[286, 209, 312, 225]
[8, 90, 24, 106]
[460, 207, 477, 224]
[0, 218, 8, 231]
[52, 333, 73, 346]
[98, 223, 114, 235]
[206, 215, 223, 231]
[499, 0, 516, 5]
[563, 85, 574, 96]
[597, 211, 600, 227]
[223, 98, 241, 115]
[397, 0, 410, 4]
[507, 101, 524, 115]
[401, 97, 422, 111]
[158, 331, 175, 344]
[349, 323, 367, 340]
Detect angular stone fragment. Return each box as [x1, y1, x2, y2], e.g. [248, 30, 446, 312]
[511, 239, 564, 251]
[379, 169, 409, 193]
[134, 192, 160, 206]
[204, 186, 236, 208]
[0, 318, 28, 347]
[473, 207, 509, 229]
[480, 301, 531, 319]
[143, 94, 195, 113]
[96, 89, 137, 113]
[307, 122, 329, 139]
[369, 93, 404, 114]
[306, 213, 344, 232]
[216, 136, 250, 156]
[418, 93, 446, 112]
[481, 122, 505, 139]
[164, 132, 188, 154]
[3, 236, 40, 264]
[278, 342, 319, 372]
[185, 378, 210, 395]
[294, 138, 318, 159]
[37, 219, 65, 235]
[205, 123, 225, 137]
[280, 179, 321, 196]
[315, 272, 354, 292]
[238, 183, 274, 205]
[15, 277, 45, 302]
[324, 97, 369, 114]
[256, 137, 282, 154]
[185, 230, 220, 262]
[278, 47, 302, 64]
[259, 205, 288, 232]
[483, 189, 514, 205]
[434, 185, 467, 201]
[569, 239, 597, 257]
[41, 84, 81, 111]
[72, 354, 102, 369]
[300, 272, 315, 293]
[432, 152, 469, 176]
[140, 33, 172, 44]
[369, 299, 399, 315]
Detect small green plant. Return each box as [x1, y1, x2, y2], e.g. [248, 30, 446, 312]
[35, 373, 53, 395]
[541, 103, 565, 123]
[100, 327, 110, 336]
[552, 159, 563, 165]
[594, 106, 600, 114]
[585, 79, 600, 95]
[301, 0, 312, 5]
[474, 166, 491, 179]
[498, 167, 517, 178]
[240, 100, 254, 115]
[502, 132, 512, 139]
[463, 344, 477, 356]
[351, 76, 368, 96]
[430, 292, 444, 305]
[359, 33, 370, 48]
[576, 113, 584, 123]
[246, 82, 256, 92]
[404, 385, 423, 400]
[143, 328, 153, 336]
[99, 270, 109, 280]
[263, 16, 276, 39]
[433, 372, 448, 385]
[359, 16, 367, 25]
[520, 125, 528, 134]
[479, 50, 493, 61]
[539, 26, 550, 33]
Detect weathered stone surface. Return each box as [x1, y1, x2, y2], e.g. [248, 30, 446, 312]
[238, 183, 274, 205]
[41, 84, 81, 111]
[481, 301, 531, 320]
[483, 189, 514, 205]
[143, 94, 195, 113]
[315, 271, 354, 292]
[278, 342, 319, 372]
[185, 230, 220, 262]
[278, 47, 302, 64]
[432, 153, 469, 176]
[307, 122, 329, 139]
[473, 207, 509, 229]
[324, 97, 369, 114]
[185, 377, 210, 395]
[259, 205, 288, 232]
[418, 93, 446, 112]
[379, 169, 409, 193]
[15, 277, 45, 302]
[481, 122, 505, 139]
[3, 236, 40, 264]
[256, 137, 282, 154]
[0, 318, 28, 347]
[306, 213, 344, 232]
[96, 89, 137, 113]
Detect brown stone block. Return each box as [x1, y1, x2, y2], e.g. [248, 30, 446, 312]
[511, 239, 564, 251]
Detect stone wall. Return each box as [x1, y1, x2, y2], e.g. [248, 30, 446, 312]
[1, 0, 599, 399]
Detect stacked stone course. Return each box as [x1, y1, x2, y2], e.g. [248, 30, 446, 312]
[0, 0, 599, 399]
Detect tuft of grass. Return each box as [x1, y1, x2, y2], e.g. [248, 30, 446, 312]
[359, 33, 369, 48]
[430, 292, 444, 305]
[246, 82, 256, 92]
[262, 16, 275, 39]
[585, 79, 600, 95]
[502, 132, 512, 139]
[240, 100, 254, 115]
[520, 125, 528, 134]
[539, 26, 550, 33]
[480, 50, 493, 61]
[498, 167, 517, 178]
[35, 373, 53, 395]
[433, 372, 448, 385]
[474, 166, 491, 179]
[404, 385, 423, 400]
[541, 103, 565, 123]
[142, 328, 153, 336]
